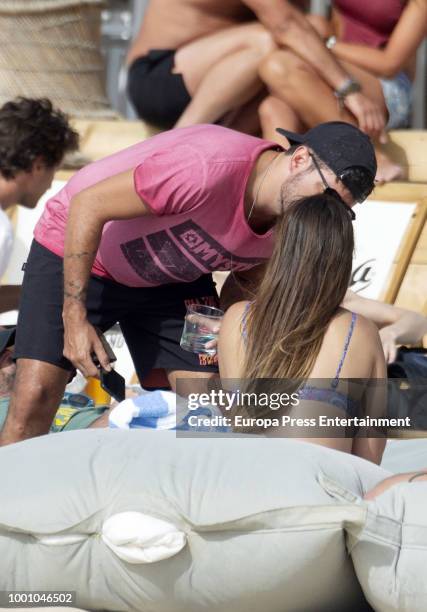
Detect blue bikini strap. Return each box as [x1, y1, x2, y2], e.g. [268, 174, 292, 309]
[331, 312, 357, 388]
[241, 301, 252, 345]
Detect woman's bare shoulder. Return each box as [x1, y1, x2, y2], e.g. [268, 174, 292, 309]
[331, 307, 379, 337]
[323, 308, 382, 359]
[218, 301, 249, 379]
[222, 300, 250, 326]
[315, 308, 384, 378]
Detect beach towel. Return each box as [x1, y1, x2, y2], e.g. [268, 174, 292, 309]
[108, 390, 229, 433]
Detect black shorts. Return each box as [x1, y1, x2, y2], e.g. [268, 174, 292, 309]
[14, 241, 220, 379]
[127, 49, 191, 129]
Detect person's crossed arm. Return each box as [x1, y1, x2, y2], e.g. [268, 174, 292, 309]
[243, 0, 387, 140]
[63, 169, 151, 377]
[343, 290, 427, 364]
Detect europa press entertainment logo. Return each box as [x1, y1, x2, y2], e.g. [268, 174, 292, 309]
[350, 258, 376, 293]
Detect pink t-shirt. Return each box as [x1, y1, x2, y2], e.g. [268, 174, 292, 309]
[34, 125, 277, 287]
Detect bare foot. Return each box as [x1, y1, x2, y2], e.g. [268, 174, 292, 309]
[375, 149, 405, 184]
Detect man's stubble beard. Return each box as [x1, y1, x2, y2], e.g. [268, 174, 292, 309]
[279, 168, 314, 213]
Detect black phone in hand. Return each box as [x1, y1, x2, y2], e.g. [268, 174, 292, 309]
[91, 328, 125, 402]
[100, 368, 126, 403]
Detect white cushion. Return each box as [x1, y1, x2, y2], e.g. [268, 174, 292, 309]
[102, 512, 187, 564]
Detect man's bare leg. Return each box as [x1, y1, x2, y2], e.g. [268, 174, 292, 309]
[174, 22, 275, 128]
[0, 359, 70, 446]
[166, 369, 217, 397]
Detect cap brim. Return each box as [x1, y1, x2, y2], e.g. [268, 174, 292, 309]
[275, 128, 305, 145]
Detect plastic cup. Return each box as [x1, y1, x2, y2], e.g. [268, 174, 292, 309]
[180, 304, 224, 355]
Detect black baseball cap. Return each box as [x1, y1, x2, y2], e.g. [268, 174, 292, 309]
[276, 121, 376, 203]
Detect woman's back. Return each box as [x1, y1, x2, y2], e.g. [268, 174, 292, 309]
[308, 307, 384, 380]
[219, 302, 385, 383]
[219, 301, 387, 463]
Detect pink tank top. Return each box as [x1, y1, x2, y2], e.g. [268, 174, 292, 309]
[334, 0, 406, 48]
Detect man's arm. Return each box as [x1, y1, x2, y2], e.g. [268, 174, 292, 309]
[243, 0, 386, 138]
[63, 169, 152, 376]
[0, 285, 21, 314]
[244, 0, 350, 88]
[219, 263, 267, 311]
[343, 290, 427, 363]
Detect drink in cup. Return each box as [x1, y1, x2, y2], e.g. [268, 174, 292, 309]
[180, 304, 224, 355]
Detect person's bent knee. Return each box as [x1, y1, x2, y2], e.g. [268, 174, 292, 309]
[2, 380, 62, 442]
[259, 50, 312, 89]
[259, 51, 293, 86]
[251, 24, 277, 56]
[7, 360, 69, 426]
[12, 381, 57, 410]
[239, 22, 276, 57]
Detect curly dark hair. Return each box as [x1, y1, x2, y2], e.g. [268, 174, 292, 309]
[0, 97, 79, 179]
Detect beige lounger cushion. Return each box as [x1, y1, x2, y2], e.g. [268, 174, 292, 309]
[0, 430, 390, 611]
[321, 443, 427, 612]
[346, 481, 427, 612]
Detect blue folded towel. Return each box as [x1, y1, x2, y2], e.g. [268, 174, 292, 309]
[109, 390, 229, 433]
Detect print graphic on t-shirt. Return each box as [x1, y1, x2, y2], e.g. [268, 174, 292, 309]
[120, 220, 264, 284]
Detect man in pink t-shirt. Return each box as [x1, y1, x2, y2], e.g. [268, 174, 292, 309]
[1, 122, 376, 445]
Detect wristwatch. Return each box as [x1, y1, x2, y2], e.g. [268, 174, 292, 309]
[326, 35, 337, 50]
[334, 78, 362, 109]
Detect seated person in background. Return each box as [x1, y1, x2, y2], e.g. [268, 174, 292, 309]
[126, 0, 278, 132]
[343, 291, 427, 364]
[218, 192, 387, 465]
[257, 0, 427, 182]
[0, 98, 78, 313]
[128, 0, 379, 133]
[0, 343, 109, 433]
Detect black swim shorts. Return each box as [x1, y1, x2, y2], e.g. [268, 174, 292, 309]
[127, 49, 191, 129]
[14, 241, 220, 379]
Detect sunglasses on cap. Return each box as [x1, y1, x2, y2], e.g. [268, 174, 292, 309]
[310, 154, 356, 220]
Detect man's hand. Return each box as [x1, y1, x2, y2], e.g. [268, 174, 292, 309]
[344, 92, 387, 142]
[63, 316, 111, 377]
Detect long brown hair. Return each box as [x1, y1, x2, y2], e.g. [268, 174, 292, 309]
[243, 192, 354, 382]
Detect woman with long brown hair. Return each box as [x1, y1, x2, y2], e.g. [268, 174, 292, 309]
[218, 192, 387, 464]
